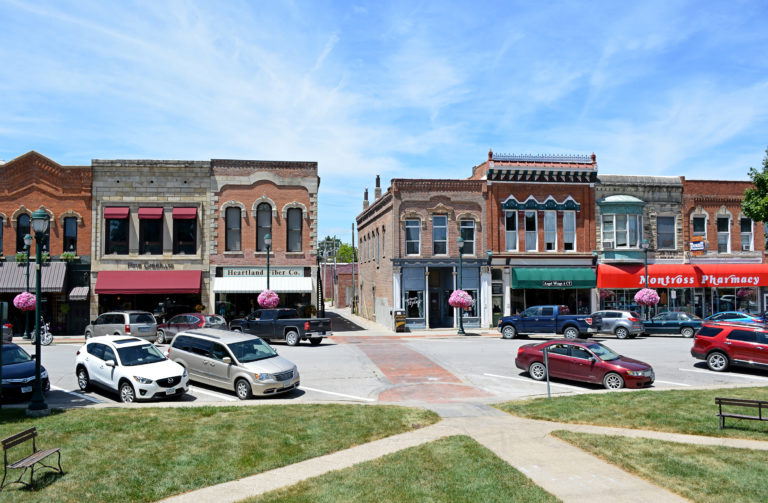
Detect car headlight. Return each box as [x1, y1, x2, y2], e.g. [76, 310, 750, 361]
[41, 369, 48, 379]
[255, 373, 274, 382]
[182, 368, 188, 378]
[132, 376, 153, 384]
[626, 370, 649, 376]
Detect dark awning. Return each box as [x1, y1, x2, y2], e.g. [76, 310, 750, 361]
[138, 207, 164, 219]
[95, 270, 201, 294]
[172, 207, 197, 219]
[512, 267, 596, 289]
[104, 207, 130, 219]
[0, 261, 67, 293]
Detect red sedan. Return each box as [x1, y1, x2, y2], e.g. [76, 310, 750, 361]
[515, 339, 655, 389]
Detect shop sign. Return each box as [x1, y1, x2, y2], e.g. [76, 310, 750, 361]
[542, 280, 572, 288]
[690, 236, 706, 256]
[639, 274, 760, 287]
[223, 267, 303, 277]
[598, 264, 768, 289]
[127, 262, 174, 270]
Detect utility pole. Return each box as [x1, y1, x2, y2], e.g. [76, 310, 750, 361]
[351, 223, 356, 313]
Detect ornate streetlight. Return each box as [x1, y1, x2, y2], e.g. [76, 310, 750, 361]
[641, 238, 650, 320]
[23, 233, 33, 339]
[27, 209, 50, 417]
[264, 233, 272, 291]
[457, 236, 465, 335]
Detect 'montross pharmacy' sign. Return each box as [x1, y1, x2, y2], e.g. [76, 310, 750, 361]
[597, 264, 768, 289]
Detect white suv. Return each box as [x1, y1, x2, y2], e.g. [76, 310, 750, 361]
[75, 336, 188, 403]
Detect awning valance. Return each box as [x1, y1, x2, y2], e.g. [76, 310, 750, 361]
[95, 270, 201, 294]
[172, 207, 197, 219]
[512, 267, 596, 289]
[104, 207, 130, 219]
[597, 264, 768, 289]
[138, 207, 164, 219]
[69, 286, 89, 301]
[0, 262, 67, 293]
[213, 276, 313, 293]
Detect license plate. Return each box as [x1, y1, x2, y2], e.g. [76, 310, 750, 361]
[139, 327, 151, 332]
[21, 386, 32, 393]
[166, 388, 178, 396]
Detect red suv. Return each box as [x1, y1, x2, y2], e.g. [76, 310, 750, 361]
[691, 321, 768, 372]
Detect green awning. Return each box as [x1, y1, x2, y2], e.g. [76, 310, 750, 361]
[511, 267, 596, 289]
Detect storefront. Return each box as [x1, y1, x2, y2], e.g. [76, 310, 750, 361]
[507, 267, 596, 315]
[211, 267, 314, 319]
[597, 263, 768, 317]
[0, 261, 67, 335]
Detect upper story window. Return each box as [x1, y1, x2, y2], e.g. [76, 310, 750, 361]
[376, 230, 380, 265]
[740, 217, 753, 251]
[0, 217, 3, 254]
[692, 216, 706, 237]
[63, 217, 78, 254]
[256, 203, 272, 252]
[139, 218, 163, 255]
[405, 219, 420, 255]
[172, 207, 197, 255]
[432, 216, 447, 255]
[225, 207, 241, 252]
[16, 213, 30, 253]
[717, 216, 730, 253]
[563, 211, 576, 251]
[460, 219, 475, 255]
[505, 211, 517, 251]
[524, 211, 537, 252]
[602, 214, 642, 249]
[657, 216, 675, 250]
[105, 218, 129, 255]
[287, 208, 302, 252]
[544, 211, 556, 251]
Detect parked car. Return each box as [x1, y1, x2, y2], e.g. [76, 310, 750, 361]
[590, 310, 644, 339]
[1, 342, 50, 399]
[75, 335, 188, 402]
[498, 305, 596, 339]
[515, 339, 655, 389]
[167, 328, 300, 400]
[704, 311, 762, 324]
[156, 313, 226, 344]
[229, 308, 332, 346]
[84, 311, 158, 341]
[2, 323, 12, 343]
[691, 321, 768, 372]
[642, 311, 702, 338]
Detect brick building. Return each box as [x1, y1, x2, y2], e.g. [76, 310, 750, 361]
[209, 159, 320, 319]
[0, 151, 92, 335]
[320, 262, 357, 308]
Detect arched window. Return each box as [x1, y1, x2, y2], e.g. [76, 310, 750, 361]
[256, 203, 272, 251]
[225, 207, 241, 251]
[287, 208, 302, 252]
[16, 214, 30, 253]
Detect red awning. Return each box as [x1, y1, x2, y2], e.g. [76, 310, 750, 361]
[94, 270, 201, 294]
[104, 207, 130, 219]
[138, 207, 164, 219]
[597, 263, 768, 289]
[172, 207, 197, 219]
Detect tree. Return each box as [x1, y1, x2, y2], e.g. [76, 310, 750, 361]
[338, 243, 357, 262]
[742, 147, 768, 222]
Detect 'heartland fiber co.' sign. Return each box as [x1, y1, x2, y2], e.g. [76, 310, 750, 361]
[223, 267, 304, 277]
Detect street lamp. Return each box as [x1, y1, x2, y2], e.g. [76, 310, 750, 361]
[264, 233, 272, 291]
[641, 238, 650, 320]
[27, 208, 50, 417]
[457, 236, 465, 335]
[23, 233, 33, 339]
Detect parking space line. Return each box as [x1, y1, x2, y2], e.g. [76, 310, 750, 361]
[483, 373, 584, 390]
[189, 386, 237, 401]
[300, 386, 376, 402]
[678, 368, 768, 382]
[653, 380, 691, 387]
[51, 385, 103, 403]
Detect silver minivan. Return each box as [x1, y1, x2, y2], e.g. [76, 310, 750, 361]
[167, 328, 300, 400]
[84, 311, 158, 342]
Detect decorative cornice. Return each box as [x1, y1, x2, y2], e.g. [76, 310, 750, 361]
[501, 195, 580, 211]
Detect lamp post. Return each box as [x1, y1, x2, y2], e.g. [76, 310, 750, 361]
[264, 233, 272, 291]
[23, 233, 33, 338]
[26, 209, 50, 417]
[641, 238, 650, 320]
[457, 237, 465, 335]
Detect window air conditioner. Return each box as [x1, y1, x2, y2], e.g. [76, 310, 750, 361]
[742, 244, 752, 251]
[603, 242, 614, 250]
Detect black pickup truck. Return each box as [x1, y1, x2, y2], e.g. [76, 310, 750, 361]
[229, 308, 332, 346]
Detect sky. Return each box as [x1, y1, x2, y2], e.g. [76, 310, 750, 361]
[2, 0, 768, 243]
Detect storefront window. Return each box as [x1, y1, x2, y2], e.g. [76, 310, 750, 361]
[433, 216, 447, 255]
[657, 216, 675, 250]
[460, 220, 475, 255]
[462, 289, 478, 318]
[405, 290, 424, 318]
[544, 211, 556, 251]
[563, 211, 575, 251]
[525, 211, 537, 251]
[505, 211, 517, 251]
[717, 217, 730, 253]
[740, 217, 753, 251]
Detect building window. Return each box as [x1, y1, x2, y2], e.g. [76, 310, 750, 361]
[544, 211, 556, 251]
[563, 211, 576, 251]
[173, 219, 196, 254]
[717, 217, 730, 253]
[405, 219, 420, 255]
[460, 219, 475, 255]
[525, 211, 537, 252]
[432, 216, 447, 255]
[602, 214, 642, 249]
[505, 211, 517, 251]
[63, 217, 78, 253]
[225, 207, 241, 252]
[0, 217, 3, 254]
[139, 219, 163, 255]
[256, 203, 272, 251]
[657, 216, 675, 249]
[16, 213, 30, 253]
[692, 216, 706, 237]
[405, 290, 424, 318]
[462, 289, 478, 318]
[105, 218, 129, 255]
[287, 208, 302, 252]
[740, 217, 753, 251]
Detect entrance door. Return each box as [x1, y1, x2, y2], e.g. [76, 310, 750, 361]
[693, 291, 704, 318]
[429, 288, 441, 328]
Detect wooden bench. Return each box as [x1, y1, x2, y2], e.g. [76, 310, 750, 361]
[715, 397, 768, 431]
[1, 427, 63, 490]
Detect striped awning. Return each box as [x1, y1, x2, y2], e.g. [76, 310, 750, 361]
[69, 286, 90, 301]
[212, 276, 313, 293]
[0, 261, 67, 293]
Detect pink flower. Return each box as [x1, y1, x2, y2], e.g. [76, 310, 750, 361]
[449, 290, 474, 310]
[634, 288, 660, 306]
[258, 289, 279, 309]
[13, 292, 36, 311]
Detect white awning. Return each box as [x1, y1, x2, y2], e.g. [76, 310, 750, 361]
[213, 276, 314, 293]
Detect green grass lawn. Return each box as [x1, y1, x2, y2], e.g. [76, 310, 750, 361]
[496, 387, 768, 439]
[0, 404, 438, 502]
[243, 435, 560, 503]
[553, 431, 768, 503]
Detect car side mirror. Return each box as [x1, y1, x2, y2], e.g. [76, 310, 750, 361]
[222, 357, 232, 364]
[105, 360, 116, 367]
[589, 356, 597, 363]
[90, 320, 96, 325]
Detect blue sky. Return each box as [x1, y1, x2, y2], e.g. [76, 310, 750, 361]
[2, 1, 768, 243]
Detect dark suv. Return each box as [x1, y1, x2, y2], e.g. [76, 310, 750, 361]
[691, 321, 768, 372]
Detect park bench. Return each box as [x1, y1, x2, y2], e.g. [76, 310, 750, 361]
[1, 427, 63, 490]
[715, 397, 768, 431]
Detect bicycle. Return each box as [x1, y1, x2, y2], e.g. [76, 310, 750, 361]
[30, 317, 54, 346]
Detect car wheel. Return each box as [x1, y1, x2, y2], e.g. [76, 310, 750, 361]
[563, 327, 579, 339]
[615, 327, 629, 339]
[156, 330, 166, 345]
[77, 367, 91, 391]
[235, 378, 253, 400]
[119, 381, 136, 403]
[681, 327, 695, 338]
[285, 330, 300, 346]
[603, 372, 625, 390]
[529, 361, 546, 381]
[501, 325, 516, 339]
[309, 337, 322, 346]
[85, 330, 92, 340]
[706, 351, 729, 372]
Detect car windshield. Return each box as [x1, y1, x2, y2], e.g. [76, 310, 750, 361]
[1, 346, 32, 365]
[116, 343, 166, 366]
[227, 339, 277, 363]
[586, 343, 620, 361]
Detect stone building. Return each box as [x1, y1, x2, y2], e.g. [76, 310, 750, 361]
[209, 159, 320, 319]
[0, 151, 92, 335]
